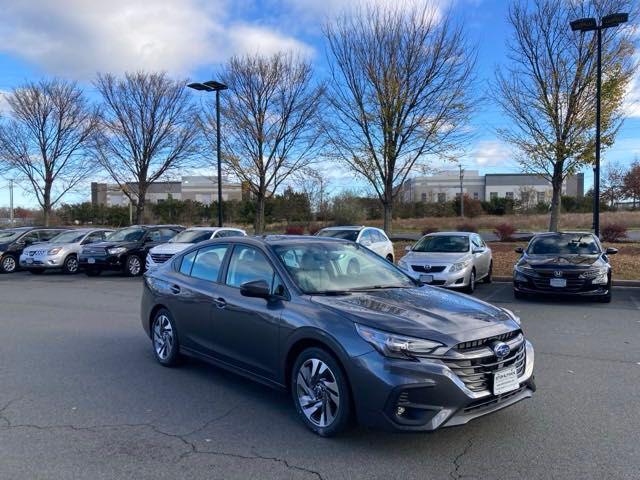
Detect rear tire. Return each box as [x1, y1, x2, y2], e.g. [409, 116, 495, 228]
[291, 347, 352, 437]
[0, 254, 18, 273]
[151, 309, 181, 367]
[482, 262, 493, 284]
[386, 254, 394, 263]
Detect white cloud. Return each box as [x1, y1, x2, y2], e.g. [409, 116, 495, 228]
[623, 58, 640, 118]
[0, 91, 10, 115]
[0, 0, 314, 79]
[468, 140, 513, 167]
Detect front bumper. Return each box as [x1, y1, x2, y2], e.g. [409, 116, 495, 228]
[513, 271, 610, 296]
[78, 253, 125, 271]
[19, 253, 65, 269]
[347, 340, 535, 431]
[401, 266, 471, 288]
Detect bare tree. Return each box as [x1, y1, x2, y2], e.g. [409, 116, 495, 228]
[293, 167, 332, 221]
[494, 0, 636, 231]
[0, 79, 97, 225]
[601, 160, 625, 207]
[92, 72, 201, 223]
[324, 4, 476, 232]
[203, 53, 324, 234]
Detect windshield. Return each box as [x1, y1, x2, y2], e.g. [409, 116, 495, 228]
[106, 227, 145, 242]
[0, 230, 25, 243]
[316, 229, 359, 242]
[48, 231, 87, 244]
[169, 229, 214, 243]
[412, 235, 470, 253]
[528, 234, 600, 255]
[274, 242, 415, 294]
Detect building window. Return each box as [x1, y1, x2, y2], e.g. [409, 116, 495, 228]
[490, 192, 498, 200]
[473, 192, 479, 200]
[537, 191, 546, 203]
[421, 192, 427, 203]
[521, 192, 529, 204]
[505, 192, 514, 200]
[437, 193, 446, 203]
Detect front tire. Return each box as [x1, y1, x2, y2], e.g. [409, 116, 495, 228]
[62, 255, 79, 274]
[464, 269, 476, 294]
[124, 255, 142, 277]
[0, 254, 18, 273]
[291, 347, 352, 437]
[151, 309, 180, 367]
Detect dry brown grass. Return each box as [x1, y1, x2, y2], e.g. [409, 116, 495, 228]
[393, 241, 640, 280]
[372, 211, 640, 233]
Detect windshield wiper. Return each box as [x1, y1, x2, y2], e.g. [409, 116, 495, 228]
[346, 285, 412, 292]
[307, 290, 352, 296]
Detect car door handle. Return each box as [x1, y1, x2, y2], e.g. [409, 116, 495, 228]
[170, 284, 181, 294]
[214, 297, 227, 309]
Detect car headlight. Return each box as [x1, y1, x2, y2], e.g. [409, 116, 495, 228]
[355, 323, 445, 359]
[397, 259, 408, 270]
[107, 247, 128, 255]
[578, 268, 607, 279]
[450, 258, 472, 273]
[515, 262, 534, 273]
[47, 247, 62, 255]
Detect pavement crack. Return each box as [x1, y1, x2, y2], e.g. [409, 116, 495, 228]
[450, 434, 475, 480]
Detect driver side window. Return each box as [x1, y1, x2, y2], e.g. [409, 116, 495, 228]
[226, 245, 274, 290]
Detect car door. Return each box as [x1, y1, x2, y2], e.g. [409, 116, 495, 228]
[165, 244, 231, 354]
[472, 235, 491, 277]
[210, 244, 284, 380]
[358, 229, 377, 254]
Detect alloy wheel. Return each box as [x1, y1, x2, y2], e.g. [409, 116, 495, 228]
[66, 257, 79, 273]
[153, 314, 173, 360]
[296, 358, 340, 428]
[128, 256, 141, 276]
[2, 256, 16, 273]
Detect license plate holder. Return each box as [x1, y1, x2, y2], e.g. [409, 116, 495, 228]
[550, 278, 566, 288]
[88, 258, 96, 264]
[419, 274, 433, 284]
[493, 366, 519, 396]
[25, 258, 33, 264]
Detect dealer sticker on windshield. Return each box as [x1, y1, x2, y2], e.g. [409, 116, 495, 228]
[493, 366, 519, 396]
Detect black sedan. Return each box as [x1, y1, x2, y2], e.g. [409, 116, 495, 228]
[141, 236, 535, 436]
[513, 232, 617, 302]
[79, 225, 183, 276]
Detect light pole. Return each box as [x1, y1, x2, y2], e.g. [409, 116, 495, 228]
[187, 80, 228, 227]
[458, 165, 464, 217]
[570, 13, 628, 238]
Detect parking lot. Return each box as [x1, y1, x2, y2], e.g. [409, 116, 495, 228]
[1, 271, 639, 480]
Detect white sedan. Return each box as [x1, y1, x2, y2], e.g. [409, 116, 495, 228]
[146, 226, 246, 271]
[397, 232, 492, 294]
[316, 226, 395, 262]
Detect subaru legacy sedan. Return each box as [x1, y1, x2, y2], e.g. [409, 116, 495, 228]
[398, 232, 492, 294]
[141, 236, 535, 436]
[514, 232, 616, 302]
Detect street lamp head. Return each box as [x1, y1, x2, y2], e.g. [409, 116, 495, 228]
[602, 12, 628, 29]
[187, 80, 228, 92]
[570, 17, 597, 32]
[187, 82, 210, 91]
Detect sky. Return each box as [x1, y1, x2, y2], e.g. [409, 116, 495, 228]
[0, 0, 638, 208]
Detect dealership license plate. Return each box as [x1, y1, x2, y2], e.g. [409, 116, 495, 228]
[25, 258, 33, 264]
[493, 366, 519, 396]
[419, 274, 433, 284]
[550, 278, 566, 288]
[88, 258, 96, 264]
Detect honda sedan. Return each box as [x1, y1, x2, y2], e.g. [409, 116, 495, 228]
[141, 236, 534, 436]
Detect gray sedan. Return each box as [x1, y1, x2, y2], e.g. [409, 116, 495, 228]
[19, 228, 113, 274]
[397, 232, 492, 294]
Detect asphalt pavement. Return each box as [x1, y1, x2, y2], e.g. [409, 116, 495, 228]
[1, 271, 639, 479]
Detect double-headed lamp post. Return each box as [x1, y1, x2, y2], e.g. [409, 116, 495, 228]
[187, 80, 228, 227]
[570, 13, 628, 238]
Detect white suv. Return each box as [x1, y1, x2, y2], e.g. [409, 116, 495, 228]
[316, 226, 395, 262]
[146, 227, 246, 271]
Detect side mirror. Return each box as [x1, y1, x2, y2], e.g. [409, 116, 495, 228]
[405, 245, 412, 252]
[240, 280, 271, 299]
[605, 247, 618, 255]
[472, 247, 484, 254]
[514, 247, 524, 254]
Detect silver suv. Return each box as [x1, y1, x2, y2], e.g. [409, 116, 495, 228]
[20, 228, 113, 274]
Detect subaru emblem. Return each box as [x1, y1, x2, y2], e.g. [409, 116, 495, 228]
[493, 341, 510, 358]
[553, 270, 562, 278]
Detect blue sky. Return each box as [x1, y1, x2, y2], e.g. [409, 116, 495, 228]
[0, 0, 638, 208]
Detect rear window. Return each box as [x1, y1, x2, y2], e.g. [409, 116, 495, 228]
[317, 229, 359, 242]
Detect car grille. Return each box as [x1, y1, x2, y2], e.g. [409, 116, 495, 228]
[531, 269, 585, 292]
[463, 386, 526, 413]
[411, 265, 447, 273]
[455, 330, 521, 351]
[82, 247, 106, 255]
[442, 334, 526, 393]
[28, 250, 46, 256]
[150, 253, 174, 264]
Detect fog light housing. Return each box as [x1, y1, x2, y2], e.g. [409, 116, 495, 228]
[396, 406, 406, 416]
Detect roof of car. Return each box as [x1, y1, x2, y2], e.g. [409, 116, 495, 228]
[184, 226, 245, 231]
[531, 231, 595, 237]
[425, 231, 475, 237]
[319, 225, 365, 231]
[126, 224, 184, 229]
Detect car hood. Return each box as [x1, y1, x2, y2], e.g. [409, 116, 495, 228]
[23, 242, 76, 252]
[86, 241, 140, 250]
[150, 242, 191, 255]
[311, 287, 516, 345]
[401, 252, 469, 265]
[524, 254, 601, 268]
